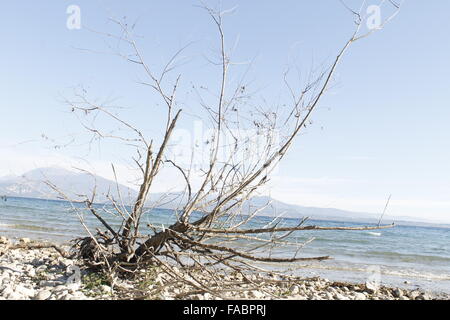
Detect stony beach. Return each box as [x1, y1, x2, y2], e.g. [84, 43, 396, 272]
[0, 237, 448, 301]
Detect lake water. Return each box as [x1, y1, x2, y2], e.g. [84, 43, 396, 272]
[1, 196, 449, 294]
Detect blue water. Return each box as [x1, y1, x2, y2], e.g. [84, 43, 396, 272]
[1, 196, 449, 293]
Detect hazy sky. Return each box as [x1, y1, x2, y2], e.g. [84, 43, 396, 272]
[1, 1, 449, 223]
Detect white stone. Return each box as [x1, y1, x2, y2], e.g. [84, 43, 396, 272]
[1, 286, 14, 297]
[35, 290, 52, 300]
[408, 290, 421, 300]
[365, 281, 378, 294]
[0, 236, 9, 244]
[290, 285, 300, 295]
[15, 285, 35, 298]
[325, 292, 334, 300]
[250, 290, 265, 299]
[27, 269, 36, 278]
[354, 292, 367, 300]
[99, 285, 111, 293]
[335, 293, 350, 300]
[54, 285, 68, 292]
[203, 293, 212, 300]
[6, 292, 24, 300]
[67, 282, 81, 292]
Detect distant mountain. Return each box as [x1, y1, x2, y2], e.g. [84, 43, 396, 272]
[1, 167, 447, 227]
[242, 196, 389, 222]
[141, 193, 393, 223]
[0, 167, 137, 203]
[150, 195, 450, 227]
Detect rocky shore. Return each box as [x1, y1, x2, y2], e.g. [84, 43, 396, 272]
[0, 237, 448, 301]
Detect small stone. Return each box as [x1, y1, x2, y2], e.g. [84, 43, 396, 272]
[290, 285, 300, 295]
[1, 286, 14, 297]
[393, 288, 403, 298]
[99, 285, 111, 294]
[66, 282, 81, 292]
[27, 269, 36, 277]
[354, 292, 367, 300]
[335, 293, 350, 300]
[408, 290, 421, 300]
[0, 236, 9, 244]
[61, 294, 74, 300]
[250, 290, 265, 299]
[365, 281, 378, 294]
[6, 292, 24, 300]
[58, 290, 69, 298]
[39, 280, 58, 287]
[35, 290, 52, 300]
[35, 265, 47, 273]
[19, 238, 31, 244]
[54, 285, 68, 292]
[203, 293, 212, 300]
[15, 285, 35, 298]
[325, 292, 333, 300]
[417, 293, 431, 300]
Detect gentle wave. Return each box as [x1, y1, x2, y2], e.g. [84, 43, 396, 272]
[365, 250, 450, 263]
[9, 224, 58, 232]
[297, 262, 450, 281]
[0, 222, 12, 228]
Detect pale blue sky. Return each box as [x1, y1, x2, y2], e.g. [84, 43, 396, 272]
[1, 1, 449, 222]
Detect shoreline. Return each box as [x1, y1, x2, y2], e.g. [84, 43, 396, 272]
[3, 232, 449, 296]
[2, 197, 450, 296]
[1, 237, 448, 300]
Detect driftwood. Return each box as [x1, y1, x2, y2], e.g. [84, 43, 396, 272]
[47, 1, 402, 296]
[189, 223, 396, 235]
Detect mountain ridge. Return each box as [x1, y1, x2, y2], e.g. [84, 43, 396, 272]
[1, 167, 448, 226]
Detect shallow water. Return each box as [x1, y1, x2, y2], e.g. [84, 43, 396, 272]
[1, 196, 449, 294]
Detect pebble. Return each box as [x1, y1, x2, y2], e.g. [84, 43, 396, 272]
[99, 285, 111, 294]
[15, 285, 35, 298]
[393, 288, 403, 298]
[35, 290, 52, 300]
[290, 285, 300, 295]
[325, 292, 334, 300]
[203, 293, 212, 300]
[250, 290, 265, 299]
[408, 290, 421, 300]
[365, 281, 378, 294]
[354, 292, 367, 300]
[416, 293, 430, 300]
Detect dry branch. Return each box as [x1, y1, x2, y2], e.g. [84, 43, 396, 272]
[54, 1, 402, 295]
